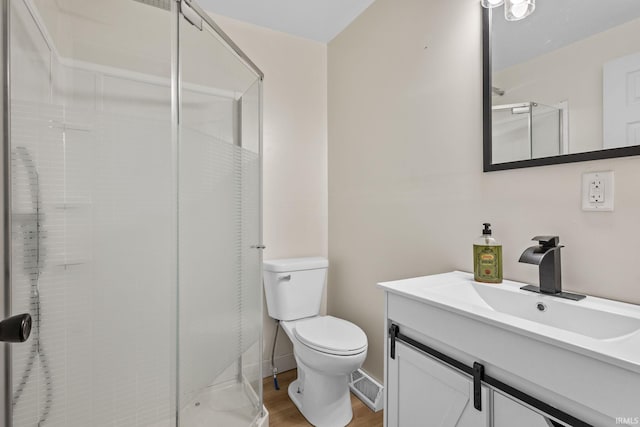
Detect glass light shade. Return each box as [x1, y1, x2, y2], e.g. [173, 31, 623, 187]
[505, 0, 535, 20]
[481, 0, 504, 8]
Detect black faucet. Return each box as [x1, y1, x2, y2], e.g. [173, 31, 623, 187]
[518, 236, 585, 301]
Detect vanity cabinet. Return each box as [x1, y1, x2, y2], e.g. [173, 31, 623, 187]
[493, 393, 569, 427]
[386, 341, 490, 427]
[386, 339, 568, 427]
[377, 271, 638, 426]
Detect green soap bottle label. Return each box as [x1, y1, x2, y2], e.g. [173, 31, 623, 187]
[473, 244, 503, 283]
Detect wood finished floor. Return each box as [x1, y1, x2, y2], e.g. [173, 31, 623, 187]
[263, 369, 384, 427]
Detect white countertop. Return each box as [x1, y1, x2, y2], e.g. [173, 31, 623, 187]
[378, 271, 640, 374]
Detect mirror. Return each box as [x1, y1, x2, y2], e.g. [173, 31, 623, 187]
[483, 1, 640, 171]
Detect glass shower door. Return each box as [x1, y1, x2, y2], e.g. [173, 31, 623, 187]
[177, 2, 264, 425]
[6, 1, 178, 426]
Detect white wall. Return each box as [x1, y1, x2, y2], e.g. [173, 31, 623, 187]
[328, 0, 640, 382]
[212, 14, 328, 376]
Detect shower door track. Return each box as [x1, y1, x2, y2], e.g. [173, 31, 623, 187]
[178, 0, 263, 80]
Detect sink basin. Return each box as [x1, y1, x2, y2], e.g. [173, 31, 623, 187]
[470, 282, 640, 340]
[425, 279, 640, 340]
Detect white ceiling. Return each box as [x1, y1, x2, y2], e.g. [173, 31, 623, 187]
[197, 0, 375, 43]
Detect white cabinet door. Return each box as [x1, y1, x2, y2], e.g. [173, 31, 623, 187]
[493, 392, 569, 427]
[387, 342, 490, 427]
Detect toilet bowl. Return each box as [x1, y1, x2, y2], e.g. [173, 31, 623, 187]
[263, 257, 368, 427]
[281, 316, 367, 427]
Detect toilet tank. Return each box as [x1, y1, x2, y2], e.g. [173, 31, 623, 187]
[263, 257, 328, 321]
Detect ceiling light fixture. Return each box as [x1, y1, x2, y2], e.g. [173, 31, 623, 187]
[504, 0, 535, 21]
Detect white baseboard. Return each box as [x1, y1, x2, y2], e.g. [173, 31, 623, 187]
[262, 353, 297, 378]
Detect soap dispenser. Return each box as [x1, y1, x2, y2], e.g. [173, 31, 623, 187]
[473, 223, 503, 283]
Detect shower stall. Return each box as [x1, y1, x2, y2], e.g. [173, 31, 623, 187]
[492, 101, 565, 163]
[0, 0, 265, 426]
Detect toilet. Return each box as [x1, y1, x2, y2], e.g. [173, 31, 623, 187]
[263, 257, 368, 427]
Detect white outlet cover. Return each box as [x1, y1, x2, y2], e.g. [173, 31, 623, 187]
[582, 171, 614, 211]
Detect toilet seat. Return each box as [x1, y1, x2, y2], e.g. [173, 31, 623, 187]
[294, 315, 367, 356]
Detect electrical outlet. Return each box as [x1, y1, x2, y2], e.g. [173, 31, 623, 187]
[589, 179, 604, 203]
[582, 171, 614, 211]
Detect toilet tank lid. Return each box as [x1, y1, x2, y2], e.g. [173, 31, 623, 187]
[263, 257, 328, 272]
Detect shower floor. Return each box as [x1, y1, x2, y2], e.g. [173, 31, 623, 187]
[181, 382, 264, 427]
[150, 381, 268, 427]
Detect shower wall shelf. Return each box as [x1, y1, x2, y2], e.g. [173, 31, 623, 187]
[53, 202, 92, 210]
[47, 121, 93, 132]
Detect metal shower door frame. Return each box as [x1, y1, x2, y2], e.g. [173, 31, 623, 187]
[179, 0, 263, 80]
[1, 0, 11, 424]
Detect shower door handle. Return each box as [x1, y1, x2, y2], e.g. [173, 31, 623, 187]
[0, 313, 32, 343]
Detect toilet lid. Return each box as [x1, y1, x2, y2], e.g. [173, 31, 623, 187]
[294, 316, 367, 356]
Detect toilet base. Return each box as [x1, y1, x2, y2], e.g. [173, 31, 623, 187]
[287, 380, 304, 415]
[287, 365, 353, 427]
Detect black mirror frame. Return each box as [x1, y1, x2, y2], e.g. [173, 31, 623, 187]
[482, 7, 640, 172]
